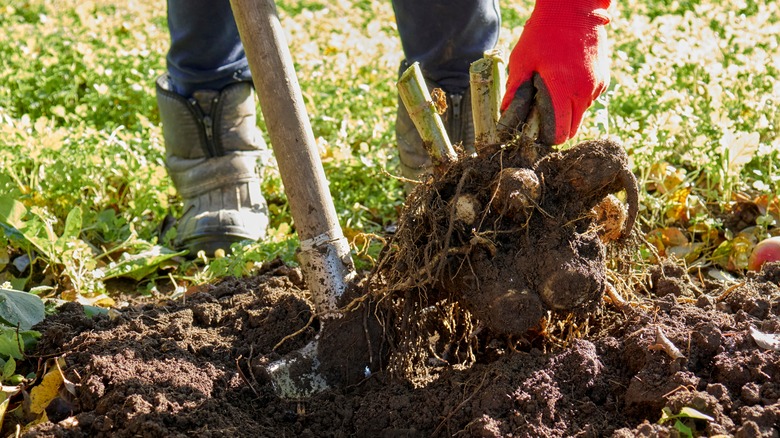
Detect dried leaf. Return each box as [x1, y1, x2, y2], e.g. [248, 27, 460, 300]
[678, 406, 715, 421]
[55, 357, 77, 397]
[754, 194, 780, 223]
[29, 364, 63, 415]
[661, 228, 689, 246]
[0, 392, 9, 431]
[646, 227, 689, 256]
[711, 233, 757, 271]
[729, 233, 756, 270]
[749, 326, 780, 351]
[430, 88, 447, 115]
[648, 162, 686, 194]
[666, 188, 692, 223]
[688, 222, 720, 243]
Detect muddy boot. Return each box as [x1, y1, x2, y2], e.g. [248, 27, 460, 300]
[396, 78, 475, 185]
[156, 74, 269, 256]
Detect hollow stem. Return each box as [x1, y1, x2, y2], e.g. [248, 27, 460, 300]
[470, 49, 505, 148]
[397, 62, 456, 167]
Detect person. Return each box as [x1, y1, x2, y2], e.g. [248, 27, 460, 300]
[156, 0, 611, 256]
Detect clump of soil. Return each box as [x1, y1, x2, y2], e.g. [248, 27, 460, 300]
[371, 137, 639, 339]
[16, 260, 780, 437]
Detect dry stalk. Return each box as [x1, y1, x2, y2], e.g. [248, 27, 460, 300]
[649, 325, 685, 360]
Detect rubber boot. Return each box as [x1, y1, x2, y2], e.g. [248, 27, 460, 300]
[156, 74, 269, 256]
[396, 77, 475, 184]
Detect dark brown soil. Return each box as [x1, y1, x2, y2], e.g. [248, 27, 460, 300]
[8, 138, 777, 437]
[16, 259, 780, 437]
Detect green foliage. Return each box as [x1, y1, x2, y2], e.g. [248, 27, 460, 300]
[0, 288, 44, 360]
[0, 0, 778, 307]
[191, 236, 300, 283]
[659, 406, 715, 437]
[101, 246, 186, 282]
[0, 288, 45, 332]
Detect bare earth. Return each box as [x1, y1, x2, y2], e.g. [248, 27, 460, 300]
[17, 258, 780, 437]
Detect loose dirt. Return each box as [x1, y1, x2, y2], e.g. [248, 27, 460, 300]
[15, 258, 780, 437]
[10, 137, 780, 437]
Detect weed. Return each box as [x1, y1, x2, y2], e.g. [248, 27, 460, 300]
[658, 406, 715, 437]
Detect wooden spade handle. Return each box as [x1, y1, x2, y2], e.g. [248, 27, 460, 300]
[230, 0, 354, 315]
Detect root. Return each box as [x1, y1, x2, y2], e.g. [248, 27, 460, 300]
[368, 136, 639, 379]
[619, 168, 640, 239]
[433, 370, 491, 437]
[437, 169, 475, 279]
[273, 312, 316, 351]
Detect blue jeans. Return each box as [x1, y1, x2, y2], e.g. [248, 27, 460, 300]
[166, 0, 500, 96]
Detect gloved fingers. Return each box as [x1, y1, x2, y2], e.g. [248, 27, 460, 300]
[499, 73, 592, 146]
[533, 73, 560, 145]
[566, 98, 592, 144]
[497, 77, 535, 136]
[543, 77, 606, 145]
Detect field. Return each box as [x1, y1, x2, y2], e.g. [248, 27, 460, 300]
[0, 0, 779, 436]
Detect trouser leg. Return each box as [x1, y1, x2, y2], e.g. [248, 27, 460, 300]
[392, 0, 500, 183]
[166, 0, 253, 96]
[392, 0, 500, 94]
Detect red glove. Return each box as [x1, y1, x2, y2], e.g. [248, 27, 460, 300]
[499, 0, 611, 145]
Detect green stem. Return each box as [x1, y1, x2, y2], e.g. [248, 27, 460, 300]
[484, 48, 506, 121]
[397, 62, 456, 167]
[470, 49, 505, 147]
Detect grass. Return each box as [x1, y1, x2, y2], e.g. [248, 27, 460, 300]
[0, 0, 778, 305]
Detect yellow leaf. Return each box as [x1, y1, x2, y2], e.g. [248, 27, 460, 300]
[755, 195, 780, 223]
[666, 187, 692, 223]
[76, 294, 115, 308]
[729, 233, 756, 271]
[688, 222, 720, 243]
[646, 229, 668, 256]
[660, 227, 689, 247]
[0, 392, 9, 431]
[24, 411, 49, 431]
[647, 227, 689, 256]
[29, 365, 64, 415]
[648, 162, 686, 194]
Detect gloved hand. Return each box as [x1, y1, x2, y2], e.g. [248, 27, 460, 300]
[498, 0, 611, 145]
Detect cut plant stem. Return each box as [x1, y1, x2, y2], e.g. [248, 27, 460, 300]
[397, 62, 456, 168]
[470, 49, 505, 147]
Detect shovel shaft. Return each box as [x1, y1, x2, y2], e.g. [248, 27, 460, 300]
[230, 0, 354, 315]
